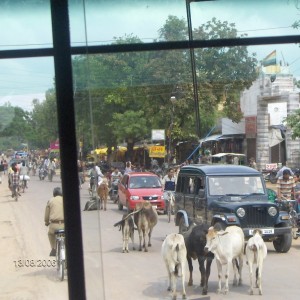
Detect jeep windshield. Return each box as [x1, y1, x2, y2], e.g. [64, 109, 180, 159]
[208, 176, 265, 196]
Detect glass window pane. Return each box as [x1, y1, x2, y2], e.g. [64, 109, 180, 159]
[0, 1, 52, 50]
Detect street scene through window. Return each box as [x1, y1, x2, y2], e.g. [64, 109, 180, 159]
[1, 0, 300, 299]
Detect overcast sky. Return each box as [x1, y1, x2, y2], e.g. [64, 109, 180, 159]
[0, 0, 299, 111]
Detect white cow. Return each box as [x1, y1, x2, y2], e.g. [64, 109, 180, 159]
[161, 233, 187, 300]
[245, 229, 267, 295]
[204, 225, 244, 294]
[114, 213, 135, 253]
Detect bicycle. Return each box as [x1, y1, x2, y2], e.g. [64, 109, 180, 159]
[12, 184, 19, 201]
[164, 191, 175, 223]
[89, 175, 97, 200]
[20, 176, 27, 193]
[55, 229, 66, 281]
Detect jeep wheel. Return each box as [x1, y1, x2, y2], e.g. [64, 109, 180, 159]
[179, 217, 189, 234]
[273, 232, 292, 253]
[117, 197, 123, 211]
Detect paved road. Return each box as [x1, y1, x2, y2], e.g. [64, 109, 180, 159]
[1, 174, 300, 300]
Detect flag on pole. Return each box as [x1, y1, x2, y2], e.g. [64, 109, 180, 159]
[262, 50, 276, 67]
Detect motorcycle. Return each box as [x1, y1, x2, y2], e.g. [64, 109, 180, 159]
[276, 199, 300, 239]
[39, 167, 47, 180]
[262, 168, 278, 184]
[110, 179, 119, 203]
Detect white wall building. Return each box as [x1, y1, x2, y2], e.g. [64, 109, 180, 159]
[238, 67, 300, 170]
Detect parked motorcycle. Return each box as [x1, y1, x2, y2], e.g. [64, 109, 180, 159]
[276, 199, 300, 239]
[262, 168, 278, 184]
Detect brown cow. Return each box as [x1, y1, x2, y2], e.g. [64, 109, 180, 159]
[133, 201, 158, 252]
[97, 178, 109, 211]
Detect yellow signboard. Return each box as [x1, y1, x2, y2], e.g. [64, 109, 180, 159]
[149, 146, 166, 158]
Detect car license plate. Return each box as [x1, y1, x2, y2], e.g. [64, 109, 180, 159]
[249, 228, 274, 235]
[152, 205, 157, 209]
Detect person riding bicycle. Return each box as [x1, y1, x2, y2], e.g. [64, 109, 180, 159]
[44, 187, 64, 256]
[10, 166, 21, 198]
[162, 168, 177, 211]
[19, 161, 29, 189]
[94, 163, 104, 185]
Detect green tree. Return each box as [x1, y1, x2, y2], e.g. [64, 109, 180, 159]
[286, 109, 300, 139]
[0, 104, 33, 149]
[71, 16, 258, 158]
[30, 89, 58, 148]
[109, 110, 148, 160]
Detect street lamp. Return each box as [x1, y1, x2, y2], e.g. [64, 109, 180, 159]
[186, 0, 214, 139]
[168, 96, 176, 163]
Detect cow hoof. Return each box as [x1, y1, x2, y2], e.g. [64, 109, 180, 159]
[148, 243, 152, 247]
[139, 248, 142, 251]
[259, 290, 262, 295]
[172, 296, 176, 300]
[202, 289, 208, 295]
[132, 247, 135, 250]
[188, 281, 193, 286]
[144, 248, 148, 252]
[104, 208, 106, 211]
[122, 250, 125, 253]
[249, 289, 254, 295]
[233, 279, 238, 286]
[167, 287, 171, 291]
[182, 294, 187, 299]
[217, 289, 221, 294]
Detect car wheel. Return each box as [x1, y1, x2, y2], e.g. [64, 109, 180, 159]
[178, 216, 189, 234]
[117, 197, 123, 211]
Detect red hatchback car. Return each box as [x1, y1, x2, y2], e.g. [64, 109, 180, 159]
[117, 172, 165, 212]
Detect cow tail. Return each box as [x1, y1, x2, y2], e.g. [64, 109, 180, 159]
[234, 258, 240, 272]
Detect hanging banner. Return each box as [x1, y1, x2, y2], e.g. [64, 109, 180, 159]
[151, 129, 165, 141]
[50, 139, 60, 151]
[149, 145, 166, 158]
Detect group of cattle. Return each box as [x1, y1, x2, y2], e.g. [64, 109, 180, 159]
[113, 200, 267, 299]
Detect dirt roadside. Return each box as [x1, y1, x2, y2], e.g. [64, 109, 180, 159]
[0, 175, 43, 300]
[0, 174, 68, 300]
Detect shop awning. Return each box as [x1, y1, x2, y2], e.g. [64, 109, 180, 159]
[211, 152, 246, 158]
[199, 134, 222, 143]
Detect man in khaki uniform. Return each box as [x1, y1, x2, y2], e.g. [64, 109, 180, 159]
[44, 187, 64, 256]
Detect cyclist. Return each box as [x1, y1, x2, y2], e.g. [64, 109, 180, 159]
[162, 168, 177, 212]
[19, 161, 29, 189]
[44, 187, 64, 256]
[10, 165, 21, 198]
